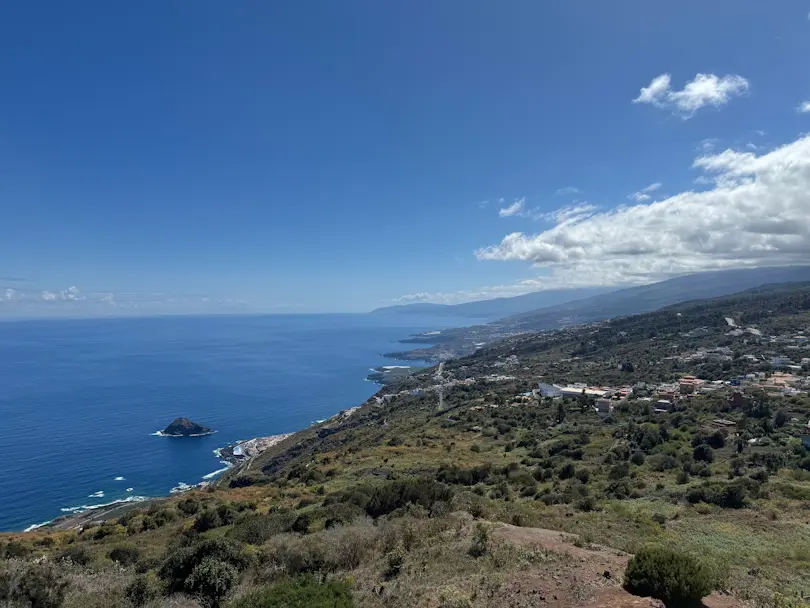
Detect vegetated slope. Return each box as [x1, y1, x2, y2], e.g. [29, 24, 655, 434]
[3, 283, 810, 608]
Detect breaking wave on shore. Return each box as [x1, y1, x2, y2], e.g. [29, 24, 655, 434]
[59, 495, 148, 515]
[202, 461, 233, 480]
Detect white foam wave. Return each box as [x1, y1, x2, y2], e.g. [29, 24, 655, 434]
[60, 495, 148, 514]
[114, 476, 125, 481]
[202, 461, 233, 480]
[126, 487, 134, 492]
[152, 430, 216, 437]
[170, 482, 192, 494]
[88, 491, 104, 498]
[23, 520, 53, 532]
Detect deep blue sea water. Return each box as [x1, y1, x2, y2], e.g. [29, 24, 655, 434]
[0, 313, 463, 532]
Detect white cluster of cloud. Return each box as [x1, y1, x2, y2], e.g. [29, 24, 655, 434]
[0, 283, 251, 317]
[633, 73, 749, 118]
[798, 101, 810, 113]
[474, 134, 810, 289]
[40, 286, 85, 302]
[629, 182, 662, 202]
[498, 198, 525, 217]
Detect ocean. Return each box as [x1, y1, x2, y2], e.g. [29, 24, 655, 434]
[0, 313, 462, 532]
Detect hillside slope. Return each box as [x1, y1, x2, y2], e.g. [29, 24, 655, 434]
[3, 283, 810, 607]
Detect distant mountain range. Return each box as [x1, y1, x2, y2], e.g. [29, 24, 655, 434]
[371, 287, 612, 320]
[496, 266, 810, 332]
[383, 266, 810, 361]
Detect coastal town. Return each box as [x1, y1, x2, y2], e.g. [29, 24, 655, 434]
[372, 305, 810, 431]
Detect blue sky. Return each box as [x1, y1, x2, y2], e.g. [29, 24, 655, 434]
[2, 1, 810, 316]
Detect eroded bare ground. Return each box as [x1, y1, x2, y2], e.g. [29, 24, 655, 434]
[490, 524, 749, 608]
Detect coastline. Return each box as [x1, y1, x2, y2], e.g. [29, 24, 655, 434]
[33, 430, 310, 532]
[10, 321, 445, 533]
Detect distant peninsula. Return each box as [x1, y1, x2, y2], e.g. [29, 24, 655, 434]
[158, 417, 214, 437]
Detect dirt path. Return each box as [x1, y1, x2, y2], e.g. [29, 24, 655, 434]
[491, 523, 748, 608]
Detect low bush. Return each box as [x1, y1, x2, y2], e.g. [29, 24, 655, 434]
[693, 444, 715, 463]
[124, 572, 162, 606]
[57, 545, 94, 566]
[178, 497, 202, 515]
[108, 544, 142, 567]
[159, 538, 248, 594]
[228, 512, 296, 544]
[184, 557, 239, 607]
[229, 576, 354, 608]
[0, 541, 31, 559]
[0, 561, 68, 608]
[469, 523, 489, 557]
[685, 482, 748, 509]
[194, 509, 224, 532]
[624, 546, 716, 606]
[385, 544, 405, 578]
[437, 464, 491, 486]
[365, 478, 453, 518]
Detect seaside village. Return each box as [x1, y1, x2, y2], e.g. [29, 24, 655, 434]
[373, 324, 810, 425]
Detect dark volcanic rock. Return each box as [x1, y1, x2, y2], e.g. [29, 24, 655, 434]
[161, 417, 213, 437]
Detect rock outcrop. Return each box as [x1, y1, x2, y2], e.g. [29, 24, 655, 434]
[160, 417, 213, 436]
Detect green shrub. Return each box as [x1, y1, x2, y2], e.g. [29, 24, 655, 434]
[292, 514, 310, 534]
[124, 572, 162, 606]
[229, 576, 353, 608]
[0, 561, 68, 608]
[608, 463, 630, 480]
[0, 541, 31, 559]
[693, 444, 715, 463]
[229, 474, 262, 488]
[385, 544, 405, 578]
[178, 497, 202, 515]
[159, 538, 248, 593]
[685, 482, 748, 509]
[194, 508, 223, 532]
[624, 546, 716, 607]
[469, 523, 489, 558]
[109, 544, 142, 567]
[57, 544, 94, 566]
[228, 512, 296, 544]
[365, 478, 453, 518]
[216, 504, 238, 526]
[184, 557, 238, 607]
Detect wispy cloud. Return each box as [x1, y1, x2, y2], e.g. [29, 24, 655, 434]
[476, 133, 810, 288]
[633, 73, 749, 118]
[541, 203, 599, 225]
[797, 101, 810, 114]
[40, 286, 85, 302]
[554, 186, 580, 196]
[498, 198, 526, 217]
[629, 182, 662, 202]
[0, 284, 253, 317]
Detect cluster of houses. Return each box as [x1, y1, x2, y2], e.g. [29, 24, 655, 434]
[534, 370, 810, 417]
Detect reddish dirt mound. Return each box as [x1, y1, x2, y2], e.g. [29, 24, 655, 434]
[491, 524, 749, 608]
